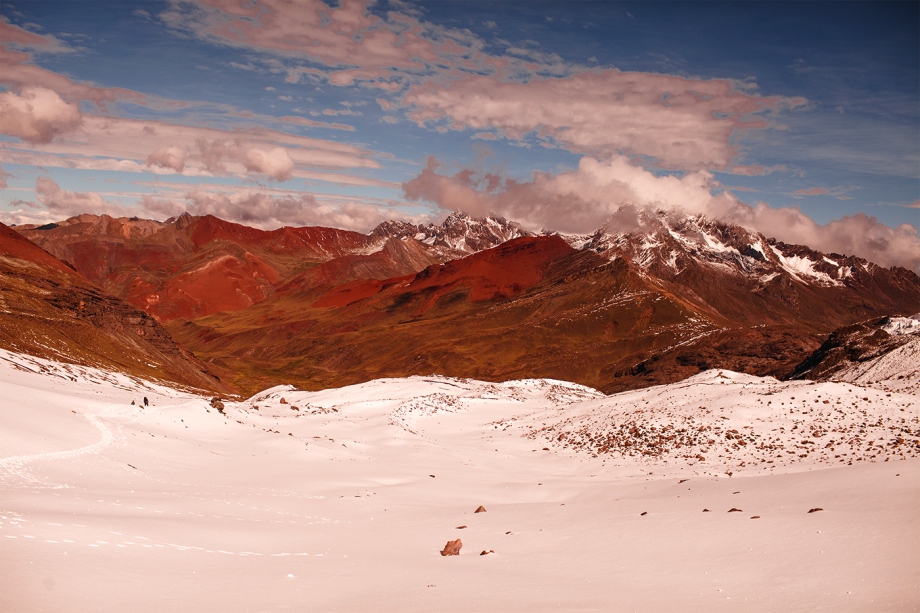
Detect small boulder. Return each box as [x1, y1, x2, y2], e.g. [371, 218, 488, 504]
[474, 505, 487, 513]
[728, 508, 742, 513]
[479, 549, 494, 556]
[640, 511, 648, 516]
[440, 539, 462, 556]
[702, 508, 711, 512]
[455, 525, 467, 529]
[807, 508, 824, 514]
[210, 397, 224, 409]
[279, 397, 288, 404]
[750, 516, 761, 519]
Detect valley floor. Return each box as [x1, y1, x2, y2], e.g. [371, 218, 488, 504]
[0, 350, 917, 612]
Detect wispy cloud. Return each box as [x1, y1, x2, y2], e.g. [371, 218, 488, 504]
[404, 71, 803, 172]
[0, 115, 379, 183]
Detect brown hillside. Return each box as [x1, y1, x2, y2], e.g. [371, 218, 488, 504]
[0, 223, 227, 393]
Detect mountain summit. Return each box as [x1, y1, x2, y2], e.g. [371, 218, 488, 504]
[372, 210, 531, 258]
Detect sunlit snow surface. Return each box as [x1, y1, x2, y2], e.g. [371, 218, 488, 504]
[1, 350, 918, 611]
[882, 315, 920, 337]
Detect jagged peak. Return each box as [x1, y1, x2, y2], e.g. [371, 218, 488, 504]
[370, 210, 531, 257]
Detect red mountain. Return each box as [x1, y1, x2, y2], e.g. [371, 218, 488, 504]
[18, 211, 520, 322]
[0, 222, 227, 392]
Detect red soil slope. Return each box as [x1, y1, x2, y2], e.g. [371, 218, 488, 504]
[19, 214, 390, 321]
[0, 223, 227, 392]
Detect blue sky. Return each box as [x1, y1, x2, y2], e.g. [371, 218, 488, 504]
[1, 1, 918, 268]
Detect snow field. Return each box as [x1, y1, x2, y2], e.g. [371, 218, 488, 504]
[1, 351, 918, 611]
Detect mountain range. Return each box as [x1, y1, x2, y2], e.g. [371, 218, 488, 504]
[9, 210, 920, 395]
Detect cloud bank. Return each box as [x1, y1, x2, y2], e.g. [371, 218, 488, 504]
[34, 177, 131, 217]
[403, 156, 920, 271]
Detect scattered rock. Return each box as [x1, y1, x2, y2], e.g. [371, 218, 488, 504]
[479, 550, 495, 556]
[640, 511, 648, 516]
[474, 505, 487, 513]
[456, 525, 467, 529]
[280, 397, 288, 404]
[679, 479, 689, 484]
[542, 447, 550, 451]
[808, 508, 824, 513]
[728, 508, 743, 513]
[702, 508, 711, 512]
[750, 515, 760, 519]
[210, 397, 224, 410]
[440, 539, 462, 556]
[429, 474, 436, 478]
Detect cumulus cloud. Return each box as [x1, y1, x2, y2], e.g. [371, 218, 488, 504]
[146, 146, 187, 172]
[404, 71, 801, 171]
[0, 87, 81, 143]
[244, 147, 294, 181]
[192, 140, 295, 181]
[404, 155, 740, 233]
[403, 156, 920, 271]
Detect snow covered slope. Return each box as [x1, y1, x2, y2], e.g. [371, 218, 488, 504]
[1, 350, 917, 611]
[794, 315, 920, 395]
[830, 337, 920, 395]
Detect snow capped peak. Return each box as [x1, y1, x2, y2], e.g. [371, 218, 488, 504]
[371, 210, 531, 257]
[566, 207, 879, 289]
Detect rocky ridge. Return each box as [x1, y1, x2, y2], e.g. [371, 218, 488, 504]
[371, 211, 531, 259]
[793, 315, 920, 394]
